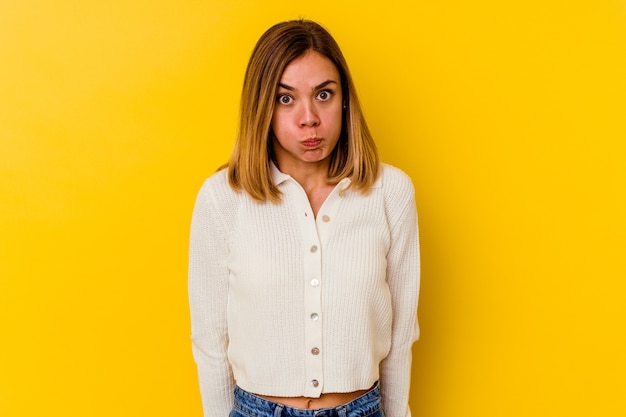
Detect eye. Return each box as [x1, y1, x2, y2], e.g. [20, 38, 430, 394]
[277, 94, 294, 105]
[316, 90, 333, 102]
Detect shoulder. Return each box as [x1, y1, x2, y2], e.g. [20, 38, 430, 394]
[198, 168, 233, 196]
[191, 168, 244, 231]
[378, 163, 415, 196]
[195, 168, 241, 209]
[378, 164, 418, 228]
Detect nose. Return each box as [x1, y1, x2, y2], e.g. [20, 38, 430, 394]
[299, 101, 319, 127]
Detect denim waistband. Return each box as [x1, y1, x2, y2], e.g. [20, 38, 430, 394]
[232, 383, 381, 417]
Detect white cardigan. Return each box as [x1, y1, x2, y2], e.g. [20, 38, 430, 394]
[188, 163, 420, 417]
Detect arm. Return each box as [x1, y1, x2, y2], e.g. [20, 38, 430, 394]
[380, 171, 421, 417]
[188, 181, 234, 417]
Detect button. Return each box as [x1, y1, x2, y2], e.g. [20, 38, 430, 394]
[310, 313, 319, 321]
[321, 215, 330, 222]
[311, 379, 319, 388]
[311, 347, 320, 355]
[310, 279, 320, 287]
[310, 245, 318, 253]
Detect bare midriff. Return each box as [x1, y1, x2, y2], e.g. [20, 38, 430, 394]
[257, 389, 371, 409]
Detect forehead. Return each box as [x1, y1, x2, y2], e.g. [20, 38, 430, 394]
[279, 51, 340, 86]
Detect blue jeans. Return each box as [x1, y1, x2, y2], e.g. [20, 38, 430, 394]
[230, 383, 384, 417]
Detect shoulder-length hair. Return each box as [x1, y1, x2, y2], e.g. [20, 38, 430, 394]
[227, 19, 379, 202]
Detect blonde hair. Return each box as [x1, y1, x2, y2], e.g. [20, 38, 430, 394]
[228, 19, 379, 202]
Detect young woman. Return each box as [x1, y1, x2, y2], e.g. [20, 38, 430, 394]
[189, 19, 420, 417]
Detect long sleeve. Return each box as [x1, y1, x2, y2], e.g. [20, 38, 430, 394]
[379, 171, 421, 417]
[188, 180, 234, 417]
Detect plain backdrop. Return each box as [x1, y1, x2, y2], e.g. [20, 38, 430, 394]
[1, 1, 625, 416]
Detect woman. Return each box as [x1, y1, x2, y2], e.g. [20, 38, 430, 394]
[189, 19, 420, 417]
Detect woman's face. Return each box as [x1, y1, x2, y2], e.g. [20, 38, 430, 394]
[270, 51, 343, 172]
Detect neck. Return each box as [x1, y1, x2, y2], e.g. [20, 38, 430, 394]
[275, 160, 331, 192]
[274, 159, 335, 217]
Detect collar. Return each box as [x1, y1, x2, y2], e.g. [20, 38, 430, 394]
[270, 161, 353, 191]
[270, 161, 292, 186]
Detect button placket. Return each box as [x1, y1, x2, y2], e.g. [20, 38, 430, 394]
[295, 178, 349, 397]
[297, 191, 324, 397]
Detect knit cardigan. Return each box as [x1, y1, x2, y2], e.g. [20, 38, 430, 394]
[189, 163, 420, 417]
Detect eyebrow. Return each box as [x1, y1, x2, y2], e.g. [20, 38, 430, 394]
[277, 80, 338, 91]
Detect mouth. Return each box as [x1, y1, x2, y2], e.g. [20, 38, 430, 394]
[302, 137, 322, 148]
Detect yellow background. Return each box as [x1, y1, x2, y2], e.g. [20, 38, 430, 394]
[1, 1, 625, 416]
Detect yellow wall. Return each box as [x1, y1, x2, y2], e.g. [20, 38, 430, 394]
[1, 1, 624, 416]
